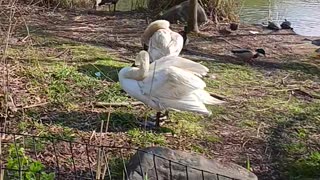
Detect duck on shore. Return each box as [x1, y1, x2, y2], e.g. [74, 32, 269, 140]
[231, 48, 266, 63]
[280, 19, 293, 30]
[267, 21, 281, 31]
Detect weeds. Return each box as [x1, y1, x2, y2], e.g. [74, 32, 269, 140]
[97, 83, 129, 103]
[128, 128, 166, 147]
[5, 145, 55, 180]
[288, 152, 320, 179]
[191, 144, 207, 154]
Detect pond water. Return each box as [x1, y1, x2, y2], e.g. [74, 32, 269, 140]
[238, 0, 320, 36]
[116, 0, 320, 37]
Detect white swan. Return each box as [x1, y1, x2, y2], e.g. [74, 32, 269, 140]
[118, 50, 225, 127]
[141, 20, 184, 63]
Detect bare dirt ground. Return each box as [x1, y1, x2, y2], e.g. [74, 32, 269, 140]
[1, 2, 320, 180]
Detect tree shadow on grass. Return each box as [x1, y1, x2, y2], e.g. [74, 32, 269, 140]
[77, 62, 123, 82]
[267, 105, 320, 180]
[24, 107, 140, 133]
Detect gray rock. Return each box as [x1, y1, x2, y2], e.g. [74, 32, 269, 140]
[126, 147, 258, 180]
[159, 1, 208, 25]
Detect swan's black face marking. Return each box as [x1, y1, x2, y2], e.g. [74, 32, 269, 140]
[143, 44, 148, 51]
[131, 63, 138, 67]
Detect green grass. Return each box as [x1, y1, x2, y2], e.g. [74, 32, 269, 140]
[97, 83, 129, 102]
[128, 128, 166, 147]
[287, 152, 320, 179]
[14, 35, 129, 110]
[201, 60, 320, 179]
[167, 112, 205, 137]
[191, 144, 207, 154]
[6, 30, 320, 180]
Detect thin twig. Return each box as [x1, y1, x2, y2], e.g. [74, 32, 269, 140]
[273, 88, 300, 92]
[256, 122, 263, 138]
[89, 130, 96, 143]
[7, 94, 17, 112]
[96, 117, 105, 179]
[20, 102, 49, 109]
[105, 105, 111, 133]
[18, 9, 30, 40]
[101, 109, 111, 179]
[219, 37, 243, 49]
[55, 48, 69, 58]
[280, 73, 290, 85]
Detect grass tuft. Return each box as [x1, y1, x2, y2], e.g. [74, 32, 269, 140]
[128, 128, 166, 147]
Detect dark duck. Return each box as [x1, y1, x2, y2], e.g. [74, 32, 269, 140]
[280, 19, 293, 30]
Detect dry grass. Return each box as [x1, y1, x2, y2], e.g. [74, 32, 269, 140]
[200, 0, 243, 22]
[148, 0, 243, 22]
[21, 0, 95, 8]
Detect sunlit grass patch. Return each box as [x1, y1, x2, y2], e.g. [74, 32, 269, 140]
[127, 128, 166, 147]
[204, 62, 266, 98]
[166, 112, 206, 138]
[97, 83, 129, 103]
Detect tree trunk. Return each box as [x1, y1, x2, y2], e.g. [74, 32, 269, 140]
[188, 0, 199, 33]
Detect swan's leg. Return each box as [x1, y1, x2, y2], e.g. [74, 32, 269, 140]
[155, 112, 161, 127]
[150, 111, 168, 120]
[164, 110, 169, 119]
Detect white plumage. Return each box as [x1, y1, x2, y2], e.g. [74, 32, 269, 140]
[148, 29, 184, 62]
[118, 51, 224, 126]
[149, 55, 209, 77]
[141, 20, 184, 63]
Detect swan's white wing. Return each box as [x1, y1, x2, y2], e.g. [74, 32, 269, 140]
[118, 75, 160, 110]
[139, 66, 223, 114]
[141, 66, 205, 100]
[148, 29, 183, 62]
[149, 56, 209, 77]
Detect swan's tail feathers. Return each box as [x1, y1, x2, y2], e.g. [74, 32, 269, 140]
[141, 20, 170, 47]
[196, 90, 225, 105]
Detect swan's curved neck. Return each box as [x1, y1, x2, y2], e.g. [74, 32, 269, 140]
[123, 55, 149, 81]
[137, 55, 149, 79]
